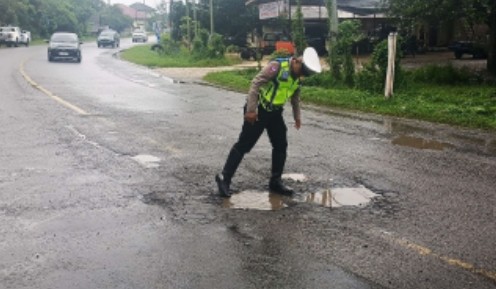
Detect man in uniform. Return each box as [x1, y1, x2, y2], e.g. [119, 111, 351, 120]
[215, 47, 322, 198]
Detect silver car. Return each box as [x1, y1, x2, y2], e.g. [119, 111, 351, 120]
[132, 30, 148, 43]
[97, 29, 120, 48]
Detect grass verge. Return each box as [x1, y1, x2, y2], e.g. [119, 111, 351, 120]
[203, 69, 496, 131]
[120, 44, 242, 68]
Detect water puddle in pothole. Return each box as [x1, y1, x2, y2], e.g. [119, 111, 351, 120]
[222, 186, 379, 211]
[222, 190, 293, 211]
[305, 187, 379, 208]
[392, 135, 453, 151]
[131, 154, 160, 168]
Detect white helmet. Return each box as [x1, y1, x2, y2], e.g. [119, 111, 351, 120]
[302, 47, 322, 76]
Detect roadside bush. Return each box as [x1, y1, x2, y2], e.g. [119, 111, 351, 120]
[355, 66, 385, 93]
[303, 71, 339, 88]
[355, 38, 405, 93]
[192, 36, 206, 59]
[207, 33, 225, 58]
[410, 65, 474, 85]
[158, 34, 180, 56]
[226, 45, 240, 53]
[343, 51, 355, 86]
[190, 31, 225, 59]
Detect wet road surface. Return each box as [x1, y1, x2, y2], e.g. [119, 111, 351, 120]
[1, 38, 495, 289]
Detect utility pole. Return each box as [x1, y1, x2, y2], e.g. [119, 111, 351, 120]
[193, 0, 198, 37]
[329, 0, 338, 43]
[186, 0, 191, 47]
[169, 0, 174, 30]
[288, 0, 292, 35]
[210, 0, 214, 35]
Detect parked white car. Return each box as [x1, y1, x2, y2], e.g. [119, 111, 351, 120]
[0, 26, 21, 47]
[20, 30, 31, 47]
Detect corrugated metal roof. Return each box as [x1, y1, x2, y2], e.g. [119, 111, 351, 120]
[246, 0, 383, 14]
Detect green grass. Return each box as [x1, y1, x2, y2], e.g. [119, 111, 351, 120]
[120, 44, 242, 68]
[204, 69, 496, 130]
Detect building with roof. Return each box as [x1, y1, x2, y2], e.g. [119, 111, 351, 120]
[246, 0, 389, 54]
[116, 2, 155, 31]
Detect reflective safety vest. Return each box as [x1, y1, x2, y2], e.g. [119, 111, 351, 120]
[260, 58, 300, 110]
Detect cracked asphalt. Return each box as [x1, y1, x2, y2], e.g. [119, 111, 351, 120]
[0, 38, 495, 289]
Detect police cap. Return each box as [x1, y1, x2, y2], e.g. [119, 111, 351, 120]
[301, 47, 322, 77]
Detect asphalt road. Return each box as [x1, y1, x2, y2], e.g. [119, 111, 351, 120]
[0, 38, 495, 289]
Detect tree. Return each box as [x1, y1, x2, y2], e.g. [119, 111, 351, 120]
[0, 0, 32, 28]
[0, 0, 116, 38]
[326, 0, 340, 80]
[69, 0, 104, 34]
[170, 1, 186, 41]
[197, 0, 258, 46]
[100, 5, 133, 33]
[292, 0, 306, 55]
[383, 0, 496, 74]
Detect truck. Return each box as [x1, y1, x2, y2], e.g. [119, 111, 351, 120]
[0, 26, 21, 47]
[238, 32, 295, 61]
[0, 26, 30, 47]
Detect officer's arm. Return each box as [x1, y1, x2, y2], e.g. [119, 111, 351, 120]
[246, 61, 280, 113]
[291, 87, 301, 123]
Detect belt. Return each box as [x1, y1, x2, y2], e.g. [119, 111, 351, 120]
[259, 96, 283, 111]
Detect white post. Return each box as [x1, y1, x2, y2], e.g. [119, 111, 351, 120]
[210, 0, 214, 35]
[385, 32, 397, 99]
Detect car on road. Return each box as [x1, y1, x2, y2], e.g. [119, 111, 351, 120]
[448, 40, 488, 59]
[20, 30, 31, 46]
[132, 30, 148, 43]
[0, 26, 21, 47]
[47, 32, 82, 63]
[97, 29, 120, 48]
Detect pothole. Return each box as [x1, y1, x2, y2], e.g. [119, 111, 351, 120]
[222, 186, 378, 211]
[222, 190, 294, 211]
[392, 135, 453, 151]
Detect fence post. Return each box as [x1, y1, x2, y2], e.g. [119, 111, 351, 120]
[385, 32, 397, 99]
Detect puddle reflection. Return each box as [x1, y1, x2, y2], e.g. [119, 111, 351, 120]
[392, 135, 453, 151]
[223, 186, 379, 210]
[222, 190, 292, 211]
[306, 187, 379, 208]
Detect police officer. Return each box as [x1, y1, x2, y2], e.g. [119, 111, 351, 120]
[215, 47, 322, 198]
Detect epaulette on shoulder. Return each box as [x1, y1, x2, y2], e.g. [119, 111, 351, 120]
[273, 57, 290, 63]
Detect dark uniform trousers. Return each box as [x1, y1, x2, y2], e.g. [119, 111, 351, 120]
[221, 103, 288, 185]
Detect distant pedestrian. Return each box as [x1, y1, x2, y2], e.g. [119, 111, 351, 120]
[215, 47, 322, 197]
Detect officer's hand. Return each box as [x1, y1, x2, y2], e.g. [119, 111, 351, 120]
[244, 112, 258, 124]
[294, 118, 301, 130]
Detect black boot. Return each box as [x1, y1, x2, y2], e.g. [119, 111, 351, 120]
[215, 173, 231, 198]
[269, 151, 294, 196]
[216, 147, 243, 198]
[269, 178, 294, 196]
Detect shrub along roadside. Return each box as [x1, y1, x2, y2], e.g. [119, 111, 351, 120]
[203, 69, 496, 131]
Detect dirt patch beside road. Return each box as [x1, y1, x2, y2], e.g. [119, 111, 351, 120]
[399, 50, 487, 71]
